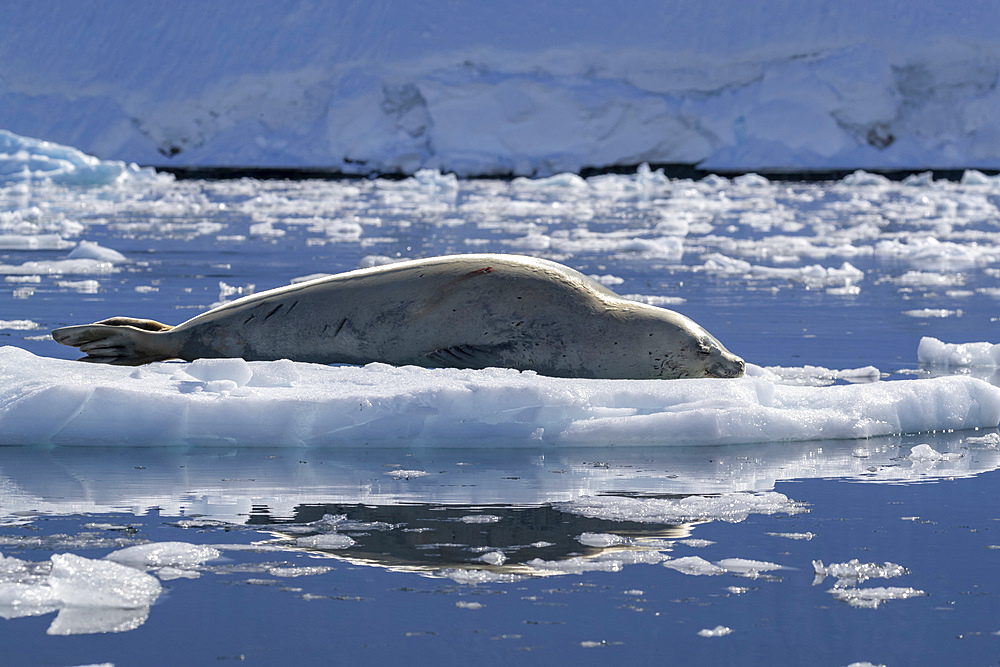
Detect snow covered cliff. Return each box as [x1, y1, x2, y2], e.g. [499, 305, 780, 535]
[2, 1, 1000, 175]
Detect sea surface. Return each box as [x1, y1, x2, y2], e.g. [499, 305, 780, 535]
[1, 169, 999, 665]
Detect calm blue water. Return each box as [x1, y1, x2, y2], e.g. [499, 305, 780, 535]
[1, 173, 999, 665]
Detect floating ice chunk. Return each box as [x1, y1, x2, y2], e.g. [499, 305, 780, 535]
[733, 173, 770, 188]
[697, 625, 733, 637]
[460, 514, 500, 524]
[0, 234, 74, 250]
[902, 171, 934, 186]
[760, 364, 881, 386]
[295, 534, 356, 549]
[249, 222, 286, 237]
[56, 279, 101, 293]
[477, 551, 506, 566]
[588, 274, 624, 286]
[213, 281, 255, 307]
[49, 554, 160, 609]
[908, 444, 960, 462]
[525, 556, 622, 575]
[842, 170, 891, 186]
[0, 319, 37, 330]
[513, 172, 588, 189]
[700, 174, 730, 187]
[577, 532, 629, 548]
[828, 586, 926, 609]
[412, 169, 459, 192]
[663, 556, 726, 576]
[66, 241, 128, 263]
[388, 469, 430, 480]
[702, 253, 863, 288]
[0, 553, 164, 635]
[0, 129, 159, 186]
[918, 337, 1000, 367]
[767, 532, 815, 540]
[677, 538, 715, 548]
[716, 558, 784, 576]
[886, 270, 965, 287]
[622, 294, 687, 306]
[436, 568, 523, 585]
[875, 238, 992, 271]
[812, 559, 907, 586]
[902, 308, 961, 318]
[0, 259, 113, 276]
[105, 542, 221, 570]
[455, 600, 484, 609]
[961, 169, 1000, 186]
[561, 492, 805, 524]
[268, 566, 332, 577]
[966, 432, 1000, 447]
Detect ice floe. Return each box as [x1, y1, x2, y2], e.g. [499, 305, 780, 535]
[0, 130, 159, 186]
[918, 337, 1000, 368]
[0, 552, 161, 635]
[1, 347, 997, 447]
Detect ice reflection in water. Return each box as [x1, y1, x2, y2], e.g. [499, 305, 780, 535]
[0, 429, 996, 635]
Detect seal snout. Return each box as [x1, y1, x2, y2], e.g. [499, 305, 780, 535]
[709, 354, 745, 379]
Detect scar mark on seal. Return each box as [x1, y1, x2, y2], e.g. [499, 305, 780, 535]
[333, 317, 348, 336]
[286, 300, 299, 314]
[264, 304, 283, 321]
[244, 314, 256, 325]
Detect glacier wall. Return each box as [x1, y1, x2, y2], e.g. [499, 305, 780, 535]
[2, 1, 1000, 175]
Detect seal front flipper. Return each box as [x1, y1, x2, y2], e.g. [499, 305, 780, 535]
[52, 317, 178, 366]
[424, 344, 508, 370]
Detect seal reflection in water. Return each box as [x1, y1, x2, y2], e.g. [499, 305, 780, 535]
[52, 254, 745, 379]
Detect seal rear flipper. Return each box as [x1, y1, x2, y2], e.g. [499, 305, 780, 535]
[424, 344, 509, 370]
[52, 319, 177, 366]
